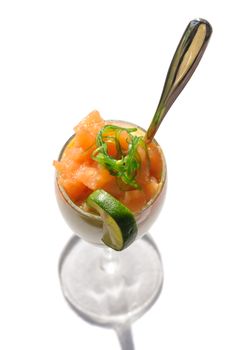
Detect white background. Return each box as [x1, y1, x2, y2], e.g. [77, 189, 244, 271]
[0, 0, 245, 349]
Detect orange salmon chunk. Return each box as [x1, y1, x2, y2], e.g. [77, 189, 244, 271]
[75, 164, 114, 190]
[74, 110, 105, 149]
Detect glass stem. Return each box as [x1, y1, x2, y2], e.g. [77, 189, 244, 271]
[100, 247, 119, 274]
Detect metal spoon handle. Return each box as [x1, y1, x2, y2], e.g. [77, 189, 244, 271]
[145, 18, 212, 142]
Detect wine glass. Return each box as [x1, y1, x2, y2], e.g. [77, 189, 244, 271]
[56, 120, 167, 329]
[55, 18, 212, 347]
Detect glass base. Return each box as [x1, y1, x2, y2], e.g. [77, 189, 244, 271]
[59, 235, 163, 327]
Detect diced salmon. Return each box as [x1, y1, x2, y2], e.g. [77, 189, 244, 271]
[65, 145, 96, 164]
[136, 145, 150, 186]
[75, 164, 114, 190]
[74, 110, 105, 133]
[101, 177, 125, 200]
[58, 177, 87, 203]
[74, 110, 105, 149]
[143, 177, 159, 202]
[53, 159, 80, 178]
[122, 189, 147, 213]
[118, 130, 130, 152]
[148, 143, 162, 182]
[105, 139, 118, 157]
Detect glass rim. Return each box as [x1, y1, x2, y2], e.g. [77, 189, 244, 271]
[56, 120, 167, 222]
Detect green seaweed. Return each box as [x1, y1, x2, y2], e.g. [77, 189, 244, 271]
[92, 125, 148, 189]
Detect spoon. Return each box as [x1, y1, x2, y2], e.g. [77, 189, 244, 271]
[145, 18, 212, 143]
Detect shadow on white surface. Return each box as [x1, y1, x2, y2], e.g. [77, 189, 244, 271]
[115, 326, 135, 350]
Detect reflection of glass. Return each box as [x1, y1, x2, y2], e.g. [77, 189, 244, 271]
[56, 120, 167, 330]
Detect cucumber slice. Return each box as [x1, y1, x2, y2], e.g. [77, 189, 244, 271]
[86, 189, 138, 251]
